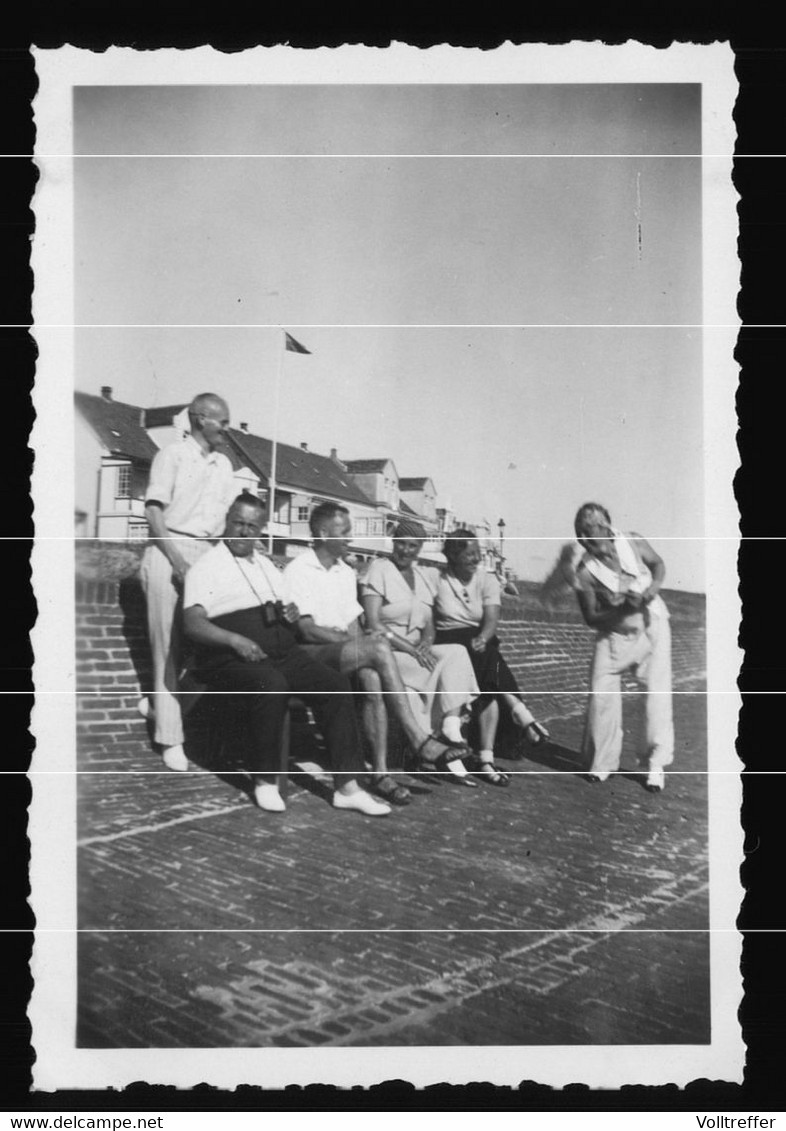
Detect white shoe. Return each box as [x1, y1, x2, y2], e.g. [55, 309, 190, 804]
[138, 697, 152, 719]
[645, 768, 666, 792]
[332, 789, 392, 817]
[253, 782, 286, 812]
[161, 744, 189, 772]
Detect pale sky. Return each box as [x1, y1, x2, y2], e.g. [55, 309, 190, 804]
[74, 84, 705, 590]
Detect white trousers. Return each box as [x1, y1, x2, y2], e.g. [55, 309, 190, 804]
[139, 539, 211, 747]
[582, 614, 674, 775]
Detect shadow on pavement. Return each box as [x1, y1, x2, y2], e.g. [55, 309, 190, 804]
[502, 738, 585, 774]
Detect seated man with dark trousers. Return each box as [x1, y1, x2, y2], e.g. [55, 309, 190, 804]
[182, 493, 391, 817]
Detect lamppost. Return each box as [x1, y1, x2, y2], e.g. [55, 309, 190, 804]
[497, 518, 506, 574]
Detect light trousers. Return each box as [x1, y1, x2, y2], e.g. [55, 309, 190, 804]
[139, 538, 212, 747]
[582, 613, 675, 775]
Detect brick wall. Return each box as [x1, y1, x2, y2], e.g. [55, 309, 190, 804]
[75, 576, 706, 770]
[76, 577, 153, 769]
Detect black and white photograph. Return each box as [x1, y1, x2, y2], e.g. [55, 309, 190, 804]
[30, 44, 741, 1089]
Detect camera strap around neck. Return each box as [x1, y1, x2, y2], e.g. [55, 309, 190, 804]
[232, 551, 277, 606]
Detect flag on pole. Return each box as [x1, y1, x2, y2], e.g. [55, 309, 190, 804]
[284, 331, 311, 355]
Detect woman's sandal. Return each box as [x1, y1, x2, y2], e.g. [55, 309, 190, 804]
[522, 720, 550, 746]
[473, 756, 511, 787]
[436, 733, 470, 750]
[413, 734, 466, 766]
[412, 735, 476, 785]
[373, 774, 412, 806]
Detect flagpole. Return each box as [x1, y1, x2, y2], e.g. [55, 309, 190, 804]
[267, 329, 286, 554]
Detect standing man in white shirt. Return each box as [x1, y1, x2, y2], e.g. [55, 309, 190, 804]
[140, 393, 237, 771]
[283, 502, 470, 806]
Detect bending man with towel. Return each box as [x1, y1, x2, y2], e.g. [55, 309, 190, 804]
[573, 502, 674, 792]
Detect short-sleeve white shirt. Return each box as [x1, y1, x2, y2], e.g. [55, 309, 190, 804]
[283, 548, 362, 632]
[184, 542, 285, 620]
[145, 435, 237, 538]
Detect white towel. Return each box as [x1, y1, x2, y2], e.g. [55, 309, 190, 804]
[583, 530, 667, 621]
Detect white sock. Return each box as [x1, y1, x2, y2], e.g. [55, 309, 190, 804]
[441, 715, 464, 744]
[448, 758, 468, 778]
[478, 749, 495, 764]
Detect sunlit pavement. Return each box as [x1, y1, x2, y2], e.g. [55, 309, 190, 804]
[76, 680, 710, 1048]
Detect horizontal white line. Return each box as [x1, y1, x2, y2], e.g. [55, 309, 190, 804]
[21, 533, 737, 542]
[8, 928, 758, 935]
[16, 769, 748, 775]
[7, 687, 723, 696]
[10, 690, 720, 696]
[28, 153, 733, 159]
[56, 534, 732, 540]
[26, 322, 741, 328]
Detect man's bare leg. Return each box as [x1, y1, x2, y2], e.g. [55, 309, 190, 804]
[355, 666, 388, 773]
[355, 665, 412, 805]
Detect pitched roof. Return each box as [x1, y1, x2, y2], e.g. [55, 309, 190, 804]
[343, 458, 394, 474]
[398, 499, 420, 517]
[75, 391, 378, 508]
[142, 404, 188, 429]
[399, 477, 433, 491]
[75, 391, 159, 463]
[224, 430, 376, 507]
[397, 499, 439, 529]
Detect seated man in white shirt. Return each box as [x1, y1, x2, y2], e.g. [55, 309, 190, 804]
[283, 502, 470, 807]
[182, 494, 391, 817]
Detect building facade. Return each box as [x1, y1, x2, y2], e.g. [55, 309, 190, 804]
[343, 461, 445, 561]
[75, 389, 508, 576]
[75, 389, 381, 555]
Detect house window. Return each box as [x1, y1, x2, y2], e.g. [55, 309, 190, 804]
[115, 465, 131, 499]
[297, 506, 310, 522]
[354, 517, 367, 535]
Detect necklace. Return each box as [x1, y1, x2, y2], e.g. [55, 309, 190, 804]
[447, 570, 472, 605]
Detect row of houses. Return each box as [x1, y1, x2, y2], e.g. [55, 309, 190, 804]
[74, 386, 504, 569]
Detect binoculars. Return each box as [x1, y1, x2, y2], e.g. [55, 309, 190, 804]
[260, 600, 287, 628]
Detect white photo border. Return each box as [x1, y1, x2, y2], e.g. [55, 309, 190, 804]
[29, 42, 742, 1090]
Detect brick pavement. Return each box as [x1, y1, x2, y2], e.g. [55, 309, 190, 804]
[75, 681, 710, 1049]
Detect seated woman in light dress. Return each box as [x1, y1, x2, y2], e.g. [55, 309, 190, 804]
[360, 520, 480, 787]
[433, 529, 549, 786]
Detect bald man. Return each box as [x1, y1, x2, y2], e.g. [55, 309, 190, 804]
[140, 393, 237, 770]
